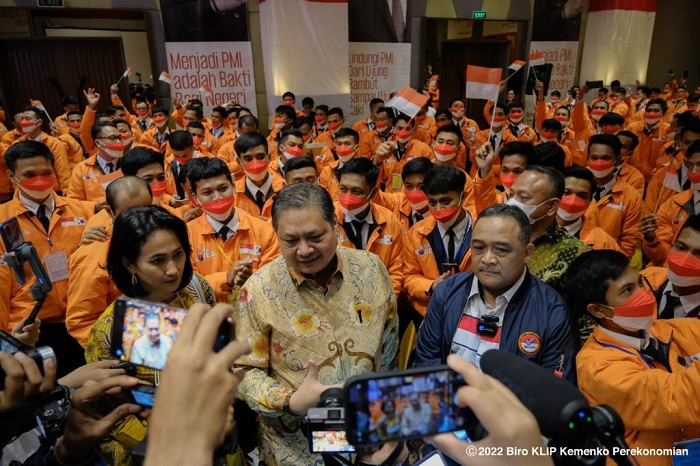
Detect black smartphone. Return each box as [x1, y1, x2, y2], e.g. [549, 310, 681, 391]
[344, 365, 477, 447]
[110, 298, 233, 371]
[441, 263, 458, 274]
[129, 384, 156, 408]
[585, 80, 604, 89]
[0, 330, 56, 390]
[0, 217, 24, 253]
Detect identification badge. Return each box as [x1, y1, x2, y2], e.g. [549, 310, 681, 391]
[391, 173, 403, 191]
[98, 170, 122, 189]
[44, 251, 69, 282]
[673, 438, 700, 465]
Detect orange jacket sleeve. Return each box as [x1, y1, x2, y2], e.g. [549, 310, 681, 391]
[483, 100, 494, 123]
[401, 230, 434, 316]
[473, 169, 498, 215]
[47, 137, 72, 194]
[535, 100, 547, 132]
[80, 107, 96, 154]
[571, 100, 591, 134]
[618, 190, 643, 259]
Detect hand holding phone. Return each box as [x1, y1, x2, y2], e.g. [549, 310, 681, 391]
[441, 263, 458, 275]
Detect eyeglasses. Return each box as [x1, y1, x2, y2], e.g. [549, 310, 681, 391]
[98, 135, 124, 142]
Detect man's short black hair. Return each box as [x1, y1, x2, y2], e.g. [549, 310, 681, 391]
[435, 124, 463, 144]
[169, 130, 193, 151]
[616, 130, 639, 152]
[301, 97, 314, 107]
[284, 156, 317, 175]
[280, 129, 304, 146]
[523, 165, 565, 199]
[599, 113, 625, 127]
[477, 204, 531, 246]
[561, 165, 595, 197]
[565, 250, 629, 318]
[120, 147, 165, 176]
[588, 133, 622, 159]
[184, 106, 204, 121]
[328, 107, 344, 119]
[4, 140, 54, 172]
[334, 127, 359, 144]
[91, 121, 117, 142]
[421, 164, 466, 196]
[186, 157, 232, 193]
[645, 98, 668, 115]
[369, 98, 384, 108]
[282, 91, 296, 101]
[275, 105, 296, 121]
[541, 119, 563, 132]
[532, 142, 566, 172]
[234, 132, 268, 155]
[338, 157, 379, 190]
[151, 105, 167, 116]
[402, 157, 434, 180]
[212, 106, 227, 117]
[187, 121, 205, 131]
[499, 141, 535, 163]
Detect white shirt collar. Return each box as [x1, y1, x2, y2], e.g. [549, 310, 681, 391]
[206, 209, 239, 239]
[562, 217, 583, 236]
[598, 326, 655, 352]
[599, 177, 616, 197]
[28, 132, 45, 143]
[345, 203, 375, 224]
[245, 172, 273, 198]
[96, 154, 116, 173]
[662, 282, 700, 317]
[470, 268, 527, 307]
[437, 213, 469, 242]
[19, 191, 55, 217]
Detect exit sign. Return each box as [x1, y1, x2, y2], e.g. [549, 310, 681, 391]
[472, 11, 487, 19]
[37, 0, 64, 7]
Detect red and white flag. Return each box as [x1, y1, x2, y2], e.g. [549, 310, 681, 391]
[199, 83, 213, 96]
[159, 72, 171, 85]
[29, 99, 52, 122]
[529, 52, 545, 67]
[508, 60, 526, 72]
[121, 67, 133, 79]
[385, 87, 429, 117]
[662, 163, 681, 193]
[465, 66, 502, 101]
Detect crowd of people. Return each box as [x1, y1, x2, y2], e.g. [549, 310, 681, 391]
[0, 71, 699, 466]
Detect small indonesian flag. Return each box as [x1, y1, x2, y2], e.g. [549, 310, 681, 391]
[29, 99, 52, 122]
[508, 60, 526, 71]
[429, 74, 439, 87]
[465, 66, 502, 101]
[529, 52, 545, 67]
[385, 87, 430, 118]
[199, 83, 214, 96]
[159, 72, 171, 84]
[662, 163, 681, 193]
[122, 67, 133, 78]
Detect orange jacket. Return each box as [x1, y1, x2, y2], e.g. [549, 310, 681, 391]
[58, 133, 86, 169]
[402, 216, 473, 315]
[473, 129, 517, 181]
[654, 141, 682, 174]
[472, 169, 504, 216]
[352, 118, 374, 137]
[378, 140, 434, 192]
[616, 163, 644, 197]
[215, 139, 246, 180]
[358, 130, 394, 159]
[609, 99, 630, 120]
[626, 120, 672, 182]
[579, 220, 622, 252]
[413, 115, 436, 146]
[0, 193, 95, 329]
[333, 202, 404, 296]
[139, 126, 172, 153]
[643, 189, 693, 266]
[571, 100, 599, 164]
[13, 134, 72, 194]
[187, 209, 280, 301]
[233, 172, 285, 219]
[594, 180, 643, 258]
[318, 161, 341, 200]
[65, 238, 119, 347]
[0, 131, 22, 200]
[67, 154, 123, 202]
[316, 130, 338, 151]
[643, 159, 684, 214]
[577, 321, 700, 466]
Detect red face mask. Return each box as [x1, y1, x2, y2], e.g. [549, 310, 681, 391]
[192, 136, 204, 146]
[154, 116, 167, 125]
[336, 146, 354, 157]
[431, 204, 460, 224]
[688, 172, 700, 184]
[284, 146, 304, 158]
[492, 115, 507, 125]
[68, 122, 81, 129]
[499, 173, 518, 189]
[601, 125, 619, 134]
[212, 121, 223, 128]
[559, 194, 588, 214]
[19, 175, 55, 192]
[339, 193, 369, 211]
[396, 129, 412, 140]
[509, 110, 523, 118]
[434, 144, 456, 157]
[375, 121, 390, 131]
[20, 120, 37, 130]
[105, 141, 125, 152]
[588, 159, 615, 171]
[150, 181, 167, 198]
[201, 196, 235, 215]
[328, 121, 342, 131]
[244, 159, 269, 175]
[667, 251, 700, 287]
[405, 189, 428, 204]
[590, 108, 607, 117]
[554, 115, 568, 123]
[540, 130, 558, 140]
[314, 115, 326, 123]
[120, 132, 131, 140]
[273, 117, 285, 124]
[137, 110, 148, 117]
[174, 154, 191, 165]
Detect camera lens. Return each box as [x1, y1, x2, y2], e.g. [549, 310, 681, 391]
[319, 387, 344, 408]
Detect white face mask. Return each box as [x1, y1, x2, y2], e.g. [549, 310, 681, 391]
[451, 110, 464, 119]
[491, 120, 504, 129]
[557, 208, 586, 222]
[589, 165, 615, 179]
[667, 269, 700, 288]
[246, 168, 268, 182]
[397, 136, 411, 144]
[155, 120, 167, 129]
[408, 198, 428, 211]
[103, 147, 124, 158]
[338, 153, 355, 164]
[506, 197, 552, 224]
[21, 123, 38, 134]
[645, 117, 661, 126]
[608, 313, 654, 332]
[274, 122, 285, 130]
[509, 116, 524, 124]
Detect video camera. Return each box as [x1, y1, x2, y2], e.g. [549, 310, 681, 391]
[304, 387, 354, 454]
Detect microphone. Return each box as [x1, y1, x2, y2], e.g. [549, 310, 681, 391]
[480, 349, 595, 441]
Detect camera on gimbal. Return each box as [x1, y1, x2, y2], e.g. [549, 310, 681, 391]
[304, 387, 354, 453]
